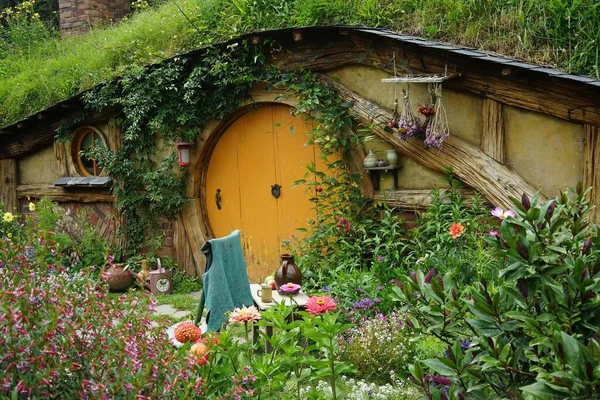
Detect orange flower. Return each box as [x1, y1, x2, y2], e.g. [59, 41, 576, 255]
[449, 222, 464, 239]
[174, 322, 202, 343]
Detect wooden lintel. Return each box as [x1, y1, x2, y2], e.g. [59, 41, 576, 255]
[583, 124, 600, 221]
[325, 76, 546, 209]
[481, 98, 505, 164]
[373, 189, 477, 210]
[16, 184, 112, 203]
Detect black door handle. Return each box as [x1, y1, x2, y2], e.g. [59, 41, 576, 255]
[271, 184, 281, 199]
[215, 188, 222, 210]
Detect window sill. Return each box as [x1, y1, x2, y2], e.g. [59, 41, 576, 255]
[54, 177, 112, 188]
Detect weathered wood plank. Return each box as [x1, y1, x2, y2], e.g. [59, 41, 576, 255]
[325, 76, 546, 209]
[481, 99, 505, 163]
[0, 159, 18, 212]
[181, 203, 206, 276]
[374, 189, 477, 210]
[583, 124, 600, 221]
[54, 142, 70, 177]
[16, 184, 111, 203]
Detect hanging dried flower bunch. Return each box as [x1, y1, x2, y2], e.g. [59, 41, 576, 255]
[423, 83, 449, 149]
[388, 88, 422, 140]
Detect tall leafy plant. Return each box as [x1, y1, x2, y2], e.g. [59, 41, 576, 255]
[392, 185, 600, 399]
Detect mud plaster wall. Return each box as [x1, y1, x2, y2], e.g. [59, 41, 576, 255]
[19, 145, 57, 184]
[504, 106, 584, 198]
[327, 65, 483, 191]
[328, 64, 585, 199]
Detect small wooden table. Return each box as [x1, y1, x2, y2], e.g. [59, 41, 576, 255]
[249, 283, 309, 352]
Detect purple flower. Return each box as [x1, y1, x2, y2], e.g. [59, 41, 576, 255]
[376, 285, 384, 291]
[377, 256, 384, 262]
[489, 229, 499, 237]
[425, 268, 435, 283]
[321, 286, 331, 292]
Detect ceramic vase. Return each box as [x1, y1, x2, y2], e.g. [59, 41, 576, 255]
[386, 149, 398, 166]
[363, 149, 377, 168]
[274, 254, 302, 294]
[105, 263, 134, 293]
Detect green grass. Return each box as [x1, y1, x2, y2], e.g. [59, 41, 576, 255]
[1, 0, 599, 126]
[155, 292, 198, 312]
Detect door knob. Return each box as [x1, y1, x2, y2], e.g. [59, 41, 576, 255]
[271, 184, 281, 199]
[215, 188, 222, 210]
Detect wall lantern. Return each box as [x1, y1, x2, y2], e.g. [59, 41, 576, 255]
[177, 141, 193, 167]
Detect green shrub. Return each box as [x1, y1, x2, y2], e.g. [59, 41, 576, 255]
[392, 185, 600, 398]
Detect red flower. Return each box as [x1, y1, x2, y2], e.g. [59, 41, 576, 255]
[306, 296, 336, 315]
[449, 222, 464, 239]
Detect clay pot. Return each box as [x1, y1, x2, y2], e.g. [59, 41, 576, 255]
[105, 263, 134, 293]
[363, 149, 377, 168]
[274, 254, 302, 294]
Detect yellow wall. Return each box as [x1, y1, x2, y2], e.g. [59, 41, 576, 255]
[504, 106, 584, 198]
[19, 145, 58, 184]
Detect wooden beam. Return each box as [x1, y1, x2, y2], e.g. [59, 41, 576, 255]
[373, 189, 476, 210]
[583, 124, 600, 221]
[269, 32, 600, 127]
[0, 159, 18, 212]
[325, 76, 546, 209]
[16, 184, 111, 203]
[481, 99, 505, 163]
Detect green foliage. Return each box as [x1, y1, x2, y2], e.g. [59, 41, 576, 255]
[171, 268, 202, 294]
[1, 0, 600, 127]
[391, 186, 600, 398]
[404, 172, 501, 284]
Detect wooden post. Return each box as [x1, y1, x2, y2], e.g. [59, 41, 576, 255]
[481, 99, 506, 164]
[583, 124, 600, 222]
[54, 142, 70, 177]
[0, 159, 18, 212]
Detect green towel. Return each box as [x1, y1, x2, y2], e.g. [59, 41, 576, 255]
[203, 230, 253, 332]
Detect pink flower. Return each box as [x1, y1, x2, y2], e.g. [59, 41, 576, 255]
[491, 207, 516, 219]
[279, 282, 301, 293]
[228, 306, 261, 324]
[306, 296, 337, 315]
[490, 229, 499, 237]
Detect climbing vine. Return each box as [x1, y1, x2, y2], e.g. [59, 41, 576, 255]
[73, 38, 366, 257]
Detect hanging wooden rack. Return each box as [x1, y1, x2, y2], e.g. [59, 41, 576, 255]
[381, 73, 461, 83]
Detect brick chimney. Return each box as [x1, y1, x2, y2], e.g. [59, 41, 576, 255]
[59, 0, 130, 35]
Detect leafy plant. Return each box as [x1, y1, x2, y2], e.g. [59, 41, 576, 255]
[392, 185, 600, 398]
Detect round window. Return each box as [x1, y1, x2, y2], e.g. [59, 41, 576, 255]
[72, 126, 107, 176]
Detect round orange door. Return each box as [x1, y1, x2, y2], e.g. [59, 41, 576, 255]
[206, 104, 324, 282]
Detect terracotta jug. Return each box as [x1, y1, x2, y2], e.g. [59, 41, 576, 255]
[274, 254, 302, 293]
[105, 263, 134, 293]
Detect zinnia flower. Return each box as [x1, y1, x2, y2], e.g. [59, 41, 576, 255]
[174, 322, 202, 343]
[228, 306, 261, 324]
[3, 212, 14, 223]
[279, 282, 301, 293]
[28, 202, 35, 212]
[491, 207, 516, 219]
[190, 341, 209, 365]
[306, 296, 337, 315]
[449, 222, 464, 239]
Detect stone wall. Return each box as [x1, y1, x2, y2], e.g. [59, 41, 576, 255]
[59, 0, 130, 35]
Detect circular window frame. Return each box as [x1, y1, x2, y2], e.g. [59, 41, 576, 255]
[72, 125, 107, 177]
